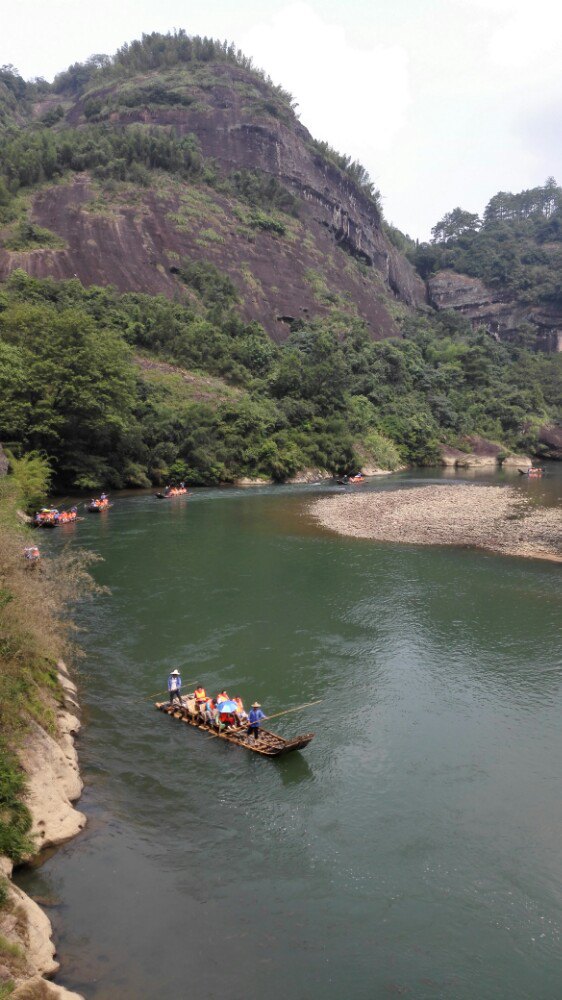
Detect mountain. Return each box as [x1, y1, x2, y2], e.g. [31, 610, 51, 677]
[0, 34, 560, 489]
[0, 39, 424, 343]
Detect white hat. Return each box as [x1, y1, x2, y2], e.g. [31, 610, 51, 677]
[252, 701, 261, 708]
[170, 669, 180, 676]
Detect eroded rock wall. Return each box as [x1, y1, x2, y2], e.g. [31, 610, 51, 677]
[0, 664, 85, 999]
[428, 270, 562, 351]
[0, 63, 425, 341]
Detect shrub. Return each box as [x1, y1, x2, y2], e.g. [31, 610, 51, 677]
[5, 451, 51, 514]
[360, 430, 402, 470]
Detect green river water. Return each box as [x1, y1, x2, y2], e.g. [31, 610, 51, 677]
[16, 469, 562, 1000]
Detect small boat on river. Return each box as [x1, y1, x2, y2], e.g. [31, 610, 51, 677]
[155, 485, 190, 499]
[518, 467, 544, 478]
[155, 700, 314, 757]
[57, 508, 80, 523]
[34, 508, 58, 528]
[336, 473, 365, 485]
[34, 507, 79, 527]
[88, 497, 111, 512]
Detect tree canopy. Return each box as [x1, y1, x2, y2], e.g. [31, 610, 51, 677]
[0, 270, 559, 488]
[410, 180, 562, 307]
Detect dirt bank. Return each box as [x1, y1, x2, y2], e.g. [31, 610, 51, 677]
[312, 484, 562, 562]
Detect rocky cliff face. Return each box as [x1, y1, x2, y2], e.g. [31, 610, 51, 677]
[428, 270, 562, 351]
[537, 423, 562, 459]
[0, 63, 425, 341]
[0, 663, 86, 1000]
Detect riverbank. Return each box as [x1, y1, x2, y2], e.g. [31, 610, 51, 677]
[312, 484, 562, 562]
[0, 669, 86, 1000]
[0, 470, 87, 998]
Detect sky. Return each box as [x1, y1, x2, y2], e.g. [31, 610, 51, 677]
[3, 0, 561, 239]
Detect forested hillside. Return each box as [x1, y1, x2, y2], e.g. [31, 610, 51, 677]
[1, 269, 560, 488]
[407, 180, 562, 349]
[0, 33, 561, 488]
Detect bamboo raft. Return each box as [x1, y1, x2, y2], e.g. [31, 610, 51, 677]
[155, 701, 314, 757]
[155, 489, 190, 499]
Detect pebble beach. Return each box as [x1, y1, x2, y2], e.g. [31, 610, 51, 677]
[312, 484, 562, 562]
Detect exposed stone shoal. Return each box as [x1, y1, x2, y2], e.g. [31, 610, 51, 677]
[312, 484, 562, 562]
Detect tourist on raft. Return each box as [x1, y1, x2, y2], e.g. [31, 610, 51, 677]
[218, 704, 238, 730]
[234, 696, 248, 725]
[193, 685, 207, 705]
[200, 696, 215, 725]
[168, 669, 182, 705]
[216, 690, 229, 705]
[248, 702, 266, 740]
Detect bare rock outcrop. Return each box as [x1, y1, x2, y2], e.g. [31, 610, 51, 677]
[428, 270, 562, 351]
[450, 436, 501, 467]
[1, 884, 58, 979]
[286, 467, 332, 484]
[438, 437, 531, 469]
[19, 717, 85, 851]
[0, 664, 86, 999]
[0, 64, 425, 342]
[502, 452, 533, 467]
[537, 423, 562, 459]
[11, 978, 84, 999]
[234, 476, 274, 486]
[360, 466, 395, 477]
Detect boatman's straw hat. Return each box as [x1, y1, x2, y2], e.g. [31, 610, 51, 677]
[252, 701, 261, 708]
[170, 669, 180, 675]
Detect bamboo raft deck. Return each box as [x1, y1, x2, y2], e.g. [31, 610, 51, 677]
[155, 701, 314, 756]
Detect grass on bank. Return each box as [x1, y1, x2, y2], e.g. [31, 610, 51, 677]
[0, 464, 99, 866]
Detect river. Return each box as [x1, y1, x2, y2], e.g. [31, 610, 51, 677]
[17, 468, 562, 999]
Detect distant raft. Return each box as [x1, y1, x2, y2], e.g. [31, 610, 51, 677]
[34, 508, 79, 527]
[155, 486, 190, 499]
[88, 498, 111, 512]
[155, 701, 314, 757]
[34, 508, 58, 528]
[518, 467, 544, 478]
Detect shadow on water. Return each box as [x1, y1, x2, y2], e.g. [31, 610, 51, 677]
[275, 753, 314, 788]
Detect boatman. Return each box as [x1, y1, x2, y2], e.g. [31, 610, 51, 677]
[168, 668, 182, 705]
[248, 702, 265, 741]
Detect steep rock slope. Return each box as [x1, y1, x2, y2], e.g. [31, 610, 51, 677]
[0, 61, 424, 341]
[428, 270, 562, 351]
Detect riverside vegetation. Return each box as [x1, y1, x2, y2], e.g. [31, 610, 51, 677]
[0, 455, 97, 993]
[404, 178, 562, 312]
[0, 269, 561, 489]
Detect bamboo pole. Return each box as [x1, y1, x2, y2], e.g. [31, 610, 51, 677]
[260, 699, 323, 722]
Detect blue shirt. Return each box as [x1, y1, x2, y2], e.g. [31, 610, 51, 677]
[249, 708, 265, 727]
[168, 674, 181, 692]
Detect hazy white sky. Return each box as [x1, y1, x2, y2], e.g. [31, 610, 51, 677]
[3, 0, 561, 239]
